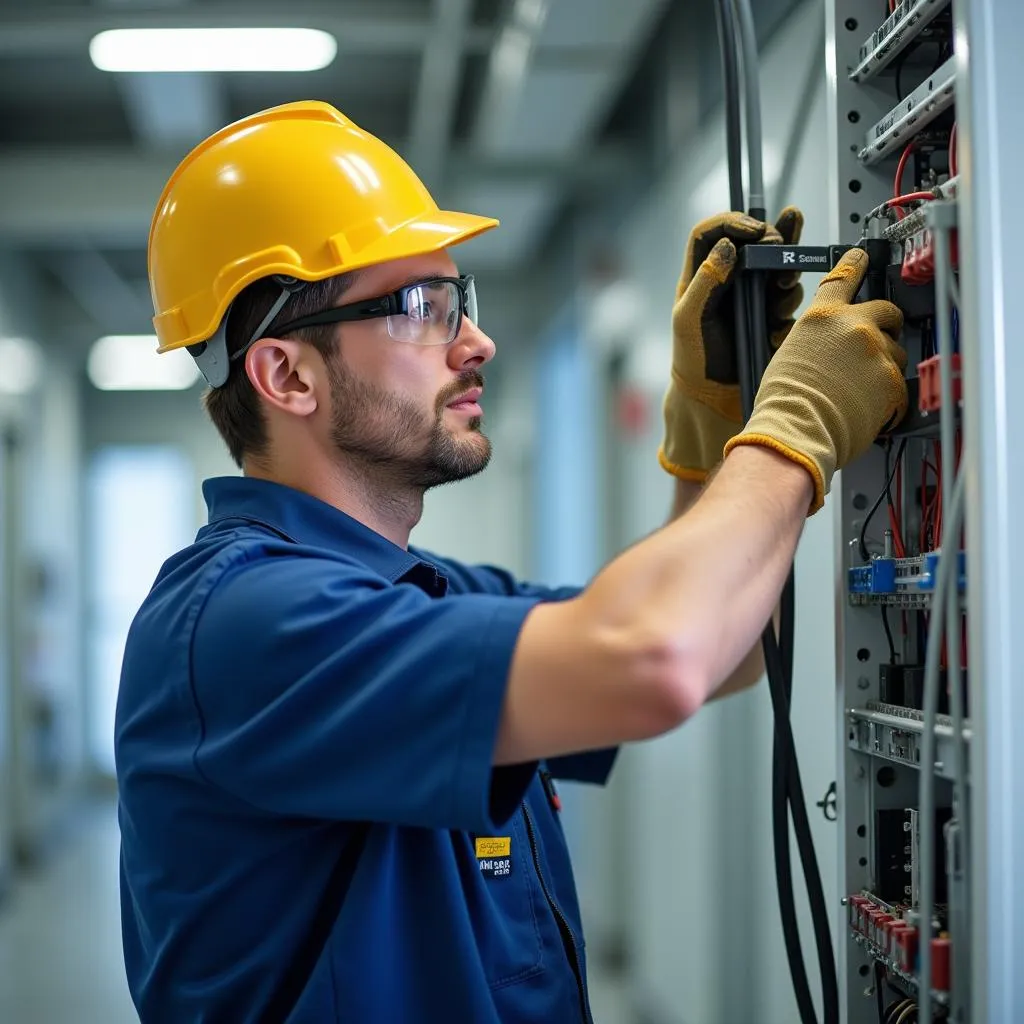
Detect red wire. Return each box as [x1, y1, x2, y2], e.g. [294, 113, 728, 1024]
[949, 122, 958, 177]
[888, 191, 936, 208]
[888, 505, 904, 558]
[919, 447, 945, 553]
[893, 143, 916, 220]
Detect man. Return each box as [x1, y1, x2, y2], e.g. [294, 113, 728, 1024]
[116, 100, 906, 1023]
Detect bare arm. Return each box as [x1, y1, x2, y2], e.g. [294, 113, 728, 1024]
[496, 445, 811, 764]
[668, 477, 772, 701]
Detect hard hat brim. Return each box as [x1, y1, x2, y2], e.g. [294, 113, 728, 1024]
[155, 208, 499, 352]
[346, 208, 499, 274]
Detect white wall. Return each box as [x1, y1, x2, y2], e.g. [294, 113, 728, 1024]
[83, 386, 238, 531]
[0, 254, 86, 863]
[81, 376, 534, 576]
[412, 363, 534, 577]
[567, 4, 840, 1022]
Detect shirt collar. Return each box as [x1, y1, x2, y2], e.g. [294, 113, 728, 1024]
[202, 476, 424, 582]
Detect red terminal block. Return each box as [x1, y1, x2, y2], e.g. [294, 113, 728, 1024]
[874, 913, 894, 948]
[931, 937, 952, 991]
[894, 926, 919, 974]
[868, 910, 887, 945]
[882, 918, 903, 955]
[859, 902, 874, 936]
[848, 896, 870, 931]
[899, 222, 958, 287]
[918, 353, 962, 414]
[902, 227, 935, 285]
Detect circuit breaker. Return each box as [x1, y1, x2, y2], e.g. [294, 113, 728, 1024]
[826, 2, 969, 1022]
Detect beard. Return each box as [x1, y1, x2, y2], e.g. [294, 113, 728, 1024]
[326, 358, 492, 490]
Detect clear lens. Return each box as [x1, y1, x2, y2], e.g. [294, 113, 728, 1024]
[386, 280, 461, 346]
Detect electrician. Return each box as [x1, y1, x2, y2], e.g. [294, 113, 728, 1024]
[116, 100, 907, 1024]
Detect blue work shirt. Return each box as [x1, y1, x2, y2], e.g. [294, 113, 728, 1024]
[116, 475, 616, 1023]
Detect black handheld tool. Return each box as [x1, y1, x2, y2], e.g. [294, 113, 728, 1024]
[738, 238, 890, 300]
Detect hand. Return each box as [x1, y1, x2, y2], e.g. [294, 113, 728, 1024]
[659, 207, 804, 482]
[723, 248, 908, 514]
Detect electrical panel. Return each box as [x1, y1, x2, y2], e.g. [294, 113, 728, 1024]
[828, 2, 969, 1022]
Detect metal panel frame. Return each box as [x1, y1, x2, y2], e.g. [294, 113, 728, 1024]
[955, 1, 1024, 1020]
[830, 0, 1024, 1019]
[825, 2, 976, 1020]
[827, 5, 910, 1021]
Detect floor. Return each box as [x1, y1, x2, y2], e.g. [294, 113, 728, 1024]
[0, 800, 635, 1024]
[0, 801, 137, 1024]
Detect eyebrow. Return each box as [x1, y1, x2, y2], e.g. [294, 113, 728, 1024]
[390, 271, 459, 292]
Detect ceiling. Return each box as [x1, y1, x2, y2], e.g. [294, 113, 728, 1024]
[0, 0, 806, 363]
[0, 0, 680, 353]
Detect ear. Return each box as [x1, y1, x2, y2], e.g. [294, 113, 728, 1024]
[245, 337, 323, 418]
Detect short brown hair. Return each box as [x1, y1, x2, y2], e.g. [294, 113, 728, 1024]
[203, 272, 358, 467]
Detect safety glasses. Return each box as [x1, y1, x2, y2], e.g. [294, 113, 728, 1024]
[272, 275, 478, 347]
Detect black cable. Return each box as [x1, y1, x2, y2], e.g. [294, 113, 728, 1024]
[715, 3, 838, 1021]
[763, 625, 840, 1022]
[715, 0, 744, 213]
[875, 962, 887, 1023]
[772, 573, 814, 1024]
[894, 45, 914, 102]
[881, 606, 897, 663]
[713, 0, 754, 419]
[895, 39, 947, 101]
[858, 440, 907, 562]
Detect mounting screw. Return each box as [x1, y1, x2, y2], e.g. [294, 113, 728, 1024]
[858, 676, 871, 690]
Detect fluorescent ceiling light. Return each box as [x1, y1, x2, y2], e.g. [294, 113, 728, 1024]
[0, 337, 41, 396]
[88, 335, 202, 391]
[89, 28, 337, 73]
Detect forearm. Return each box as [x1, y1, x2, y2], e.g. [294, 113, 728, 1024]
[666, 472, 773, 700]
[586, 445, 811, 706]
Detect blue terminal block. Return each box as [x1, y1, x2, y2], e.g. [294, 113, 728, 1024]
[918, 550, 967, 592]
[848, 557, 897, 595]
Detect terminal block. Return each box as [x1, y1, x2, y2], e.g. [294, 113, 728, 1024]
[918, 354, 962, 413]
[848, 551, 965, 605]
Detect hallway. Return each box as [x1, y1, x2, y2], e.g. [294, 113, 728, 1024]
[0, 801, 137, 1023]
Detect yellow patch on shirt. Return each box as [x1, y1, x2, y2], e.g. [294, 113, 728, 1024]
[475, 837, 511, 858]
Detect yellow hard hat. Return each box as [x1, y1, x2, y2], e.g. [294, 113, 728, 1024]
[147, 100, 499, 357]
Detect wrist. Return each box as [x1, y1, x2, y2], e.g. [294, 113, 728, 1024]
[719, 443, 815, 514]
[723, 433, 822, 514]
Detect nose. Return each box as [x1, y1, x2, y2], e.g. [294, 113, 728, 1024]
[448, 315, 496, 370]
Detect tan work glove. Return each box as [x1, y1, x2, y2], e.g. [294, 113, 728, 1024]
[723, 247, 908, 514]
[659, 207, 804, 482]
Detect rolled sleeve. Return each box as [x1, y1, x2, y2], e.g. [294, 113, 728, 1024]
[547, 749, 619, 786]
[190, 551, 540, 834]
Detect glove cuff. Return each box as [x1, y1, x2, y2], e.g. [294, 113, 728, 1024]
[660, 381, 742, 481]
[658, 446, 712, 483]
[723, 431, 827, 515]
